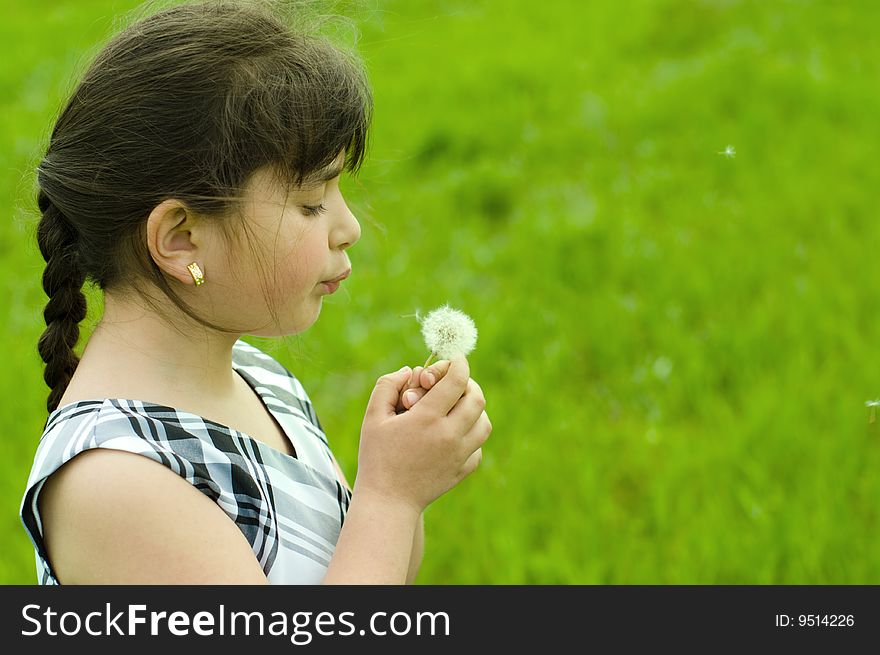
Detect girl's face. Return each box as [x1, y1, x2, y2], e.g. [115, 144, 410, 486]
[218, 150, 361, 336]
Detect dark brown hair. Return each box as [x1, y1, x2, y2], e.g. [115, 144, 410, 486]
[35, 0, 372, 414]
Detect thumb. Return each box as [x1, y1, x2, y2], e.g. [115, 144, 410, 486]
[365, 366, 412, 420]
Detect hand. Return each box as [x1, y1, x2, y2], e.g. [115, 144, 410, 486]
[358, 358, 491, 514]
[396, 360, 452, 413]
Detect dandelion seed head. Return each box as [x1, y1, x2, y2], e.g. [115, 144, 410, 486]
[420, 304, 478, 360]
[866, 399, 880, 407]
[718, 145, 736, 158]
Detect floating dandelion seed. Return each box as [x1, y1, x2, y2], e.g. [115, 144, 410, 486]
[718, 145, 736, 158]
[866, 399, 880, 423]
[419, 304, 478, 366]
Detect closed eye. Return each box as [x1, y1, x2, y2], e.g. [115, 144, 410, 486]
[301, 203, 327, 217]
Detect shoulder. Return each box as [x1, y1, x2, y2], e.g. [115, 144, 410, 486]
[33, 398, 227, 485]
[39, 448, 267, 584]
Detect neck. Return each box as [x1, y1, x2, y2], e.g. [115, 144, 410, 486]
[81, 292, 242, 399]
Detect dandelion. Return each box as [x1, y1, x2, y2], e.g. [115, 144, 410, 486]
[866, 399, 880, 423]
[418, 304, 478, 366]
[718, 145, 736, 158]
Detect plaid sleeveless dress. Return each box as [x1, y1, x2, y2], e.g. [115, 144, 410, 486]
[19, 338, 352, 584]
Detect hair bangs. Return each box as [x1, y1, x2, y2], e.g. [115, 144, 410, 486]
[220, 34, 372, 194]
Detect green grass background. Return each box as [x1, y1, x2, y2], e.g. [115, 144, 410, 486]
[2, 0, 879, 584]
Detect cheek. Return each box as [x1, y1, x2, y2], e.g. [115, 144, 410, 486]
[276, 226, 324, 295]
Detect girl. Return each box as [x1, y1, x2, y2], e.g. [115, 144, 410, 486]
[19, 0, 491, 584]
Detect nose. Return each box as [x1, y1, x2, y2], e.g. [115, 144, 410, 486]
[334, 199, 361, 250]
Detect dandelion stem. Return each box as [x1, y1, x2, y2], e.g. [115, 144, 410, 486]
[424, 352, 436, 368]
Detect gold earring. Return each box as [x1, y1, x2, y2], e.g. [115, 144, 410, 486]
[187, 262, 205, 286]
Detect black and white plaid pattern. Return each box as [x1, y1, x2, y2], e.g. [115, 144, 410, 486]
[19, 339, 352, 584]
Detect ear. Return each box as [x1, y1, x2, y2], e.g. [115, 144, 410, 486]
[145, 199, 204, 286]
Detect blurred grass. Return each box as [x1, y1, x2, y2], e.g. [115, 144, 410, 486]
[3, 0, 880, 583]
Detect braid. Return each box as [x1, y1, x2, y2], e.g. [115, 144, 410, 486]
[36, 189, 88, 414]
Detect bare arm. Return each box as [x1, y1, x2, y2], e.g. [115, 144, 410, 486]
[330, 453, 423, 585]
[39, 449, 269, 584]
[322, 487, 419, 584]
[406, 511, 425, 584]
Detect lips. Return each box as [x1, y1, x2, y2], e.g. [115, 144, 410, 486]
[322, 267, 351, 284]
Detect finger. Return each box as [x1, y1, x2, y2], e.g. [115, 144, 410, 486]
[421, 360, 451, 390]
[460, 447, 483, 479]
[407, 366, 424, 392]
[412, 357, 470, 416]
[366, 366, 413, 421]
[402, 387, 427, 410]
[447, 378, 486, 431]
[460, 410, 492, 455]
[394, 366, 425, 413]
